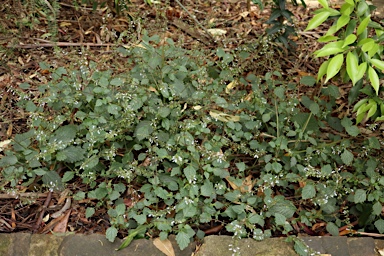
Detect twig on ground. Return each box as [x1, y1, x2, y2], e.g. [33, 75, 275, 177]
[173, 0, 217, 44]
[7, 42, 117, 49]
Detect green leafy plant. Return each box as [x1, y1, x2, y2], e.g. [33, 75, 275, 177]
[1, 30, 383, 253]
[305, 0, 384, 123]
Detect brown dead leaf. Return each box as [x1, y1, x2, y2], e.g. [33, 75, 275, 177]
[240, 175, 255, 193]
[225, 176, 238, 190]
[52, 210, 71, 233]
[153, 238, 175, 256]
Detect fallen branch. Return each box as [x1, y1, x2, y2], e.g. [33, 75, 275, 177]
[7, 42, 117, 49]
[0, 192, 50, 199]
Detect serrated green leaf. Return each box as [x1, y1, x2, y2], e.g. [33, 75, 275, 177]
[375, 219, 384, 233]
[368, 66, 380, 95]
[33, 168, 47, 176]
[274, 213, 286, 226]
[269, 199, 296, 218]
[326, 222, 339, 236]
[354, 189, 366, 203]
[373, 202, 382, 216]
[175, 230, 190, 250]
[110, 77, 123, 86]
[236, 162, 246, 172]
[19, 82, 31, 89]
[158, 107, 171, 118]
[51, 125, 77, 144]
[134, 120, 153, 141]
[42, 171, 63, 191]
[341, 149, 353, 165]
[58, 146, 86, 163]
[62, 171, 75, 182]
[248, 213, 264, 225]
[0, 154, 18, 166]
[300, 76, 316, 86]
[321, 164, 333, 175]
[107, 104, 121, 116]
[106, 227, 118, 242]
[12, 130, 35, 152]
[325, 54, 344, 83]
[84, 155, 99, 170]
[302, 184, 316, 199]
[85, 207, 95, 218]
[184, 165, 196, 182]
[345, 126, 360, 136]
[201, 179, 214, 197]
[309, 102, 320, 115]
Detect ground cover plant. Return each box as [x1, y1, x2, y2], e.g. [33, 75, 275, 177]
[0, 0, 384, 255]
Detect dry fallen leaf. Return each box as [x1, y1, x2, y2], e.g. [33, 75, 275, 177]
[209, 110, 240, 122]
[153, 238, 175, 256]
[53, 210, 71, 233]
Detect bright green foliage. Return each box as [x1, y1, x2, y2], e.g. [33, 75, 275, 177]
[0, 32, 383, 251]
[305, 0, 384, 123]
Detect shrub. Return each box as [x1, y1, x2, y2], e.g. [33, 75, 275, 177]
[305, 0, 384, 123]
[1, 32, 383, 253]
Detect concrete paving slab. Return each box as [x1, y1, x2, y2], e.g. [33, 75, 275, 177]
[347, 237, 376, 256]
[301, 236, 376, 256]
[0, 233, 382, 256]
[195, 236, 297, 256]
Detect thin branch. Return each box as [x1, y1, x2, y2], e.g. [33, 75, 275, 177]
[173, 0, 216, 44]
[7, 42, 117, 49]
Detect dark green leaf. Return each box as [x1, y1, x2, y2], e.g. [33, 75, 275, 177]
[134, 120, 153, 141]
[326, 222, 339, 236]
[175, 230, 190, 250]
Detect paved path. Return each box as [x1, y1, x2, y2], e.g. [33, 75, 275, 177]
[0, 233, 383, 256]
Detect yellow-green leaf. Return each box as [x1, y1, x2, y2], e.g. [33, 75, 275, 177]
[318, 35, 339, 43]
[361, 39, 375, 53]
[318, 0, 329, 9]
[346, 52, 359, 85]
[342, 34, 356, 48]
[357, 15, 371, 36]
[317, 60, 329, 82]
[325, 54, 344, 83]
[210, 110, 240, 122]
[336, 15, 350, 31]
[353, 99, 368, 112]
[370, 59, 384, 72]
[340, 2, 354, 16]
[305, 11, 331, 31]
[368, 66, 380, 95]
[314, 41, 345, 57]
[356, 62, 367, 82]
[368, 43, 379, 57]
[367, 102, 378, 119]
